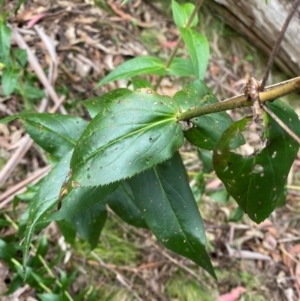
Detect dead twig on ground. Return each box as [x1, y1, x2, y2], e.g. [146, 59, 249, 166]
[0, 165, 51, 209]
[0, 98, 48, 187]
[10, 26, 66, 113]
[0, 26, 66, 188]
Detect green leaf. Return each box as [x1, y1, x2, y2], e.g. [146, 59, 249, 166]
[198, 149, 213, 173]
[37, 294, 60, 301]
[0, 17, 11, 64]
[23, 151, 118, 268]
[229, 206, 244, 222]
[174, 80, 241, 150]
[72, 203, 107, 249]
[97, 56, 166, 87]
[106, 180, 148, 228]
[209, 189, 228, 204]
[23, 151, 73, 268]
[83, 88, 131, 118]
[44, 184, 118, 222]
[94, 0, 114, 14]
[24, 114, 88, 159]
[0, 114, 19, 124]
[213, 100, 300, 223]
[2, 67, 19, 96]
[168, 57, 194, 77]
[129, 152, 215, 278]
[19, 266, 54, 289]
[70, 88, 184, 187]
[13, 48, 27, 67]
[5, 275, 23, 295]
[172, 0, 198, 28]
[15, 82, 45, 100]
[15, 0, 26, 14]
[1, 113, 88, 160]
[59, 270, 77, 291]
[191, 171, 205, 202]
[13, 183, 39, 203]
[75, 287, 97, 301]
[180, 28, 209, 80]
[130, 77, 153, 90]
[0, 239, 17, 266]
[35, 235, 48, 258]
[56, 220, 76, 245]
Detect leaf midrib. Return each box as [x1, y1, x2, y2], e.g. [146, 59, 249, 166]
[24, 119, 78, 146]
[153, 166, 205, 255]
[75, 116, 176, 168]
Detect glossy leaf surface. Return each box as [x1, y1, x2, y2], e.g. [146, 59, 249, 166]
[213, 100, 300, 223]
[23, 151, 72, 268]
[70, 88, 184, 187]
[97, 56, 166, 87]
[180, 28, 209, 80]
[84, 88, 131, 118]
[72, 203, 107, 249]
[45, 182, 118, 222]
[131, 77, 154, 90]
[129, 152, 215, 278]
[56, 220, 76, 245]
[106, 180, 147, 228]
[174, 80, 240, 150]
[168, 57, 194, 77]
[24, 114, 88, 160]
[1, 113, 88, 160]
[23, 151, 118, 267]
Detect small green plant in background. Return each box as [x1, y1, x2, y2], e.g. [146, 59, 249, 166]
[0, 15, 44, 110]
[1, 0, 300, 297]
[0, 214, 98, 300]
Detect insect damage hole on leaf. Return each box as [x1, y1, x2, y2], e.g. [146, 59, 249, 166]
[178, 119, 193, 131]
[213, 100, 300, 223]
[252, 164, 264, 174]
[234, 120, 267, 156]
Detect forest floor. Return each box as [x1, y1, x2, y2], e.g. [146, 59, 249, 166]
[1, 1, 300, 300]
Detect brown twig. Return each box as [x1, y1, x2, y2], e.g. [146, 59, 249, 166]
[177, 76, 300, 121]
[10, 26, 67, 114]
[0, 136, 33, 189]
[49, 96, 66, 113]
[0, 98, 48, 187]
[261, 103, 300, 144]
[260, 0, 300, 91]
[0, 166, 51, 209]
[0, 26, 66, 187]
